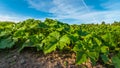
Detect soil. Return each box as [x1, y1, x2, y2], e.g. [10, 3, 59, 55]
[0, 48, 109, 68]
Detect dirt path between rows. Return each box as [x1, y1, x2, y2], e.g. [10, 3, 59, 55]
[0, 48, 107, 68]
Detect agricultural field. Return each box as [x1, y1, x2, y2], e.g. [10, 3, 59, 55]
[0, 19, 120, 68]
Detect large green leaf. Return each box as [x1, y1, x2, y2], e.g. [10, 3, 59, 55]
[87, 52, 99, 61]
[58, 35, 71, 50]
[73, 41, 83, 52]
[0, 36, 16, 49]
[42, 31, 60, 54]
[43, 43, 58, 54]
[76, 52, 87, 64]
[100, 46, 109, 53]
[18, 39, 34, 52]
[112, 56, 120, 68]
[101, 54, 109, 63]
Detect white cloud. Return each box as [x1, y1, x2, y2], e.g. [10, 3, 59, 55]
[78, 11, 120, 24]
[0, 12, 48, 23]
[57, 10, 120, 24]
[27, 0, 55, 12]
[0, 13, 31, 22]
[26, 0, 98, 24]
[0, 0, 119, 24]
[1, 0, 119, 24]
[26, 0, 88, 14]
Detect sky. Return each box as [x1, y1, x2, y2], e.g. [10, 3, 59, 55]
[0, 0, 120, 24]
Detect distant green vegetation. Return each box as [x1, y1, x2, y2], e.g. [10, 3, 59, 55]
[0, 18, 120, 67]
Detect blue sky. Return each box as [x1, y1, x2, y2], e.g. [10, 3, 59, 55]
[0, 0, 120, 24]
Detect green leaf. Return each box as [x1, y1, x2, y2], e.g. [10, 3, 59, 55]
[43, 43, 58, 54]
[101, 46, 109, 53]
[87, 52, 99, 65]
[0, 36, 16, 49]
[39, 23, 48, 28]
[112, 56, 120, 68]
[69, 34, 79, 42]
[58, 35, 71, 50]
[87, 52, 99, 61]
[101, 54, 109, 63]
[49, 31, 60, 40]
[94, 37, 102, 46]
[42, 31, 60, 54]
[73, 41, 83, 52]
[76, 52, 87, 64]
[36, 43, 43, 51]
[18, 39, 33, 52]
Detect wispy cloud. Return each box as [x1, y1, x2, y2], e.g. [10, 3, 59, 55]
[26, 0, 88, 14]
[26, 0, 120, 24]
[0, 11, 32, 22]
[1, 0, 119, 24]
[79, 11, 120, 24]
[26, 0, 97, 24]
[0, 12, 47, 22]
[27, 0, 55, 12]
